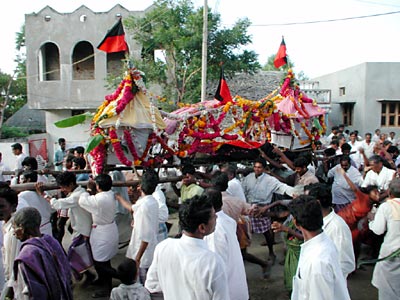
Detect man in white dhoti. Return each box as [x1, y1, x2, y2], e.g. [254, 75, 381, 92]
[204, 188, 249, 300]
[368, 178, 400, 300]
[145, 194, 229, 300]
[38, 171, 94, 283]
[79, 174, 118, 298]
[116, 169, 159, 284]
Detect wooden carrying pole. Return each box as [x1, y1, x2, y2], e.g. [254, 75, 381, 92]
[10, 176, 183, 193]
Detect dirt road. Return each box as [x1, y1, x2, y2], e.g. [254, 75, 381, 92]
[72, 212, 378, 300]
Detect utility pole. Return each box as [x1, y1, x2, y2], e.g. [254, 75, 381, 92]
[200, 0, 208, 102]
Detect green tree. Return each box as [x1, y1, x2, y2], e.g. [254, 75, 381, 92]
[0, 25, 27, 138]
[124, 0, 260, 109]
[262, 54, 294, 71]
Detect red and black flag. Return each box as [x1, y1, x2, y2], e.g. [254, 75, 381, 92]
[273, 37, 287, 69]
[214, 65, 232, 104]
[97, 19, 129, 53]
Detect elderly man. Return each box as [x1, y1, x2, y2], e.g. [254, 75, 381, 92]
[242, 157, 294, 262]
[12, 207, 73, 300]
[328, 155, 363, 212]
[362, 155, 396, 200]
[368, 178, 400, 300]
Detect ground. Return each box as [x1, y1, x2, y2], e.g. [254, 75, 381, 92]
[72, 212, 378, 300]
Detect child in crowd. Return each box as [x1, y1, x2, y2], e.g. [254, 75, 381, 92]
[110, 258, 150, 300]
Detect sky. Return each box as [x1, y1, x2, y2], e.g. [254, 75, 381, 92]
[1, 0, 400, 78]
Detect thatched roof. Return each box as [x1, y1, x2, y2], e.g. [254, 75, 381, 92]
[206, 70, 284, 100]
[4, 104, 46, 133]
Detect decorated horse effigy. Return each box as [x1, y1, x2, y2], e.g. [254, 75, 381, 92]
[56, 67, 327, 175]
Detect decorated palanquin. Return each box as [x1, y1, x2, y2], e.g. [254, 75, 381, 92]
[164, 69, 327, 160]
[56, 67, 327, 174]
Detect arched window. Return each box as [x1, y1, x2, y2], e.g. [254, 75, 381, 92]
[107, 52, 126, 77]
[72, 41, 95, 80]
[38, 42, 60, 81]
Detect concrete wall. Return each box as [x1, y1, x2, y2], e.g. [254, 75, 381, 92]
[25, 5, 145, 110]
[313, 62, 400, 136]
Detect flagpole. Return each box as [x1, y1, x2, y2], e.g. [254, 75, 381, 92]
[200, 0, 208, 102]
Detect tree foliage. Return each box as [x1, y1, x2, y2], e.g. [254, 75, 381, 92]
[0, 25, 27, 138]
[262, 54, 309, 80]
[124, 0, 260, 108]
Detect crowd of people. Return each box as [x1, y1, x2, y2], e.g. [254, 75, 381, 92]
[0, 126, 398, 300]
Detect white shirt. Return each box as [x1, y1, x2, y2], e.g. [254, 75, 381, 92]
[227, 178, 246, 202]
[292, 232, 350, 300]
[328, 165, 363, 205]
[360, 140, 376, 159]
[323, 211, 355, 278]
[14, 153, 27, 171]
[369, 198, 400, 258]
[2, 216, 20, 288]
[145, 235, 229, 300]
[0, 162, 11, 182]
[126, 195, 159, 268]
[17, 191, 54, 236]
[362, 166, 395, 191]
[50, 186, 92, 237]
[79, 190, 116, 225]
[79, 190, 118, 261]
[242, 172, 294, 204]
[204, 211, 249, 300]
[153, 185, 168, 223]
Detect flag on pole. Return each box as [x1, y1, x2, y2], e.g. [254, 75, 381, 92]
[214, 65, 232, 104]
[97, 19, 129, 53]
[273, 37, 287, 69]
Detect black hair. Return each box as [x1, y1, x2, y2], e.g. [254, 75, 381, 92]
[74, 146, 85, 155]
[58, 138, 66, 143]
[56, 171, 77, 187]
[369, 155, 383, 164]
[254, 157, 267, 168]
[22, 170, 38, 183]
[72, 157, 86, 169]
[140, 169, 159, 195]
[387, 145, 399, 154]
[11, 143, 22, 151]
[339, 155, 351, 163]
[22, 156, 38, 170]
[0, 181, 18, 207]
[331, 126, 339, 131]
[360, 185, 378, 195]
[341, 143, 351, 151]
[211, 172, 229, 192]
[205, 188, 223, 211]
[95, 174, 112, 191]
[288, 195, 323, 231]
[181, 164, 196, 175]
[117, 258, 137, 285]
[306, 183, 332, 208]
[179, 194, 213, 234]
[294, 156, 309, 168]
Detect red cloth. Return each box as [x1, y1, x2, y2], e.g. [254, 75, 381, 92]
[214, 66, 233, 104]
[338, 190, 372, 241]
[97, 19, 129, 53]
[274, 37, 287, 69]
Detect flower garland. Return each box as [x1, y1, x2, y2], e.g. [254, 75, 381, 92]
[109, 128, 132, 167]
